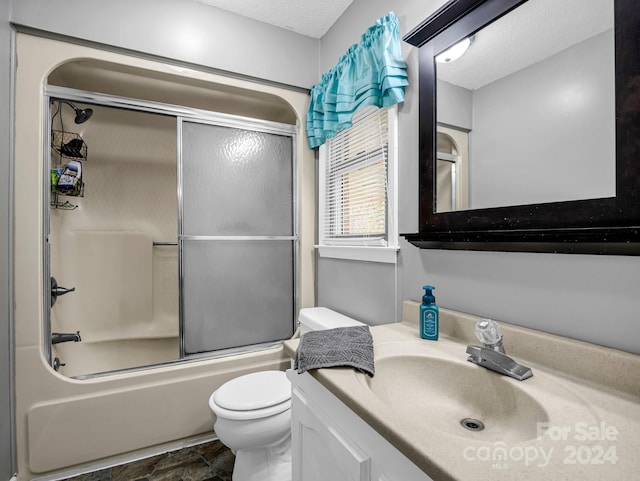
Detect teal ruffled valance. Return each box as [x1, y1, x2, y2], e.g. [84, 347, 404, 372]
[306, 12, 408, 149]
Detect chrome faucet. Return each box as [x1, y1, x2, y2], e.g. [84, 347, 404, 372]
[466, 319, 533, 381]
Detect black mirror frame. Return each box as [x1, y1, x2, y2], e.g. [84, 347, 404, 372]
[402, 0, 640, 255]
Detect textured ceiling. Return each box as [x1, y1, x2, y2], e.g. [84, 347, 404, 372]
[188, 0, 612, 84]
[193, 0, 353, 38]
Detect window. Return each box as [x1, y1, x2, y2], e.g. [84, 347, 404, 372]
[318, 105, 398, 263]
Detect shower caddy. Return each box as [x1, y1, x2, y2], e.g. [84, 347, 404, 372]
[50, 129, 87, 210]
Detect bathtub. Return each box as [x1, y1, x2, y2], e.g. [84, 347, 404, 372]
[14, 33, 315, 481]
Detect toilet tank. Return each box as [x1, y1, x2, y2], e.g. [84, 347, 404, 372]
[298, 307, 364, 335]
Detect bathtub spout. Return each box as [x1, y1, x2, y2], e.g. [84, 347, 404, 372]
[52, 331, 82, 344]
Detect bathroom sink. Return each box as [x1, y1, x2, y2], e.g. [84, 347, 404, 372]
[359, 354, 549, 443]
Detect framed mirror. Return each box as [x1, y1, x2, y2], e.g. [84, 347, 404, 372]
[402, 0, 640, 254]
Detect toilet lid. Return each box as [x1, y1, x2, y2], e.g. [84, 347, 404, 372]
[213, 370, 291, 411]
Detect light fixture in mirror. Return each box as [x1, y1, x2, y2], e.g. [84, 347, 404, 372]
[435, 0, 615, 212]
[435, 36, 474, 63]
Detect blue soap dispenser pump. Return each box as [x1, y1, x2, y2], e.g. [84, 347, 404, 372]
[420, 285, 439, 340]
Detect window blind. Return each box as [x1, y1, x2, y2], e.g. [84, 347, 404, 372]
[323, 106, 389, 246]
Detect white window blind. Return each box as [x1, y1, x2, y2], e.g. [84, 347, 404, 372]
[321, 106, 391, 246]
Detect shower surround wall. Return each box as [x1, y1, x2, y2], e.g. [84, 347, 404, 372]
[50, 106, 179, 377]
[13, 33, 315, 480]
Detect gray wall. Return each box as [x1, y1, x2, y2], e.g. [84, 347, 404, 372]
[11, 0, 319, 89]
[1, 0, 14, 476]
[319, 0, 640, 355]
[317, 258, 397, 325]
[437, 80, 472, 130]
[470, 29, 615, 209]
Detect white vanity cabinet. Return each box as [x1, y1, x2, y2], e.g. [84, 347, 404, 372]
[288, 370, 434, 481]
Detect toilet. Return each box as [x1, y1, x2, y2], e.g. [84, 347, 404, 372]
[208, 307, 364, 481]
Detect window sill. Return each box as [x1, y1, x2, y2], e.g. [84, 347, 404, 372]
[316, 245, 399, 264]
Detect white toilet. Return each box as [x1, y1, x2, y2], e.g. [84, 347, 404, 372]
[208, 307, 364, 481]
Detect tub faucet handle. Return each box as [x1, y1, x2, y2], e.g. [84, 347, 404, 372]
[51, 276, 76, 307]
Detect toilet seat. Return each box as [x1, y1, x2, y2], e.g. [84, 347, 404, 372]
[210, 370, 291, 420]
[210, 397, 291, 420]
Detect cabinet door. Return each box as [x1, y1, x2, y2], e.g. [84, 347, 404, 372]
[291, 386, 371, 481]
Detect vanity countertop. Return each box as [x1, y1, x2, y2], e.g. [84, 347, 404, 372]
[284, 303, 640, 481]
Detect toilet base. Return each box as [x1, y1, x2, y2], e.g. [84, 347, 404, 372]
[232, 432, 291, 481]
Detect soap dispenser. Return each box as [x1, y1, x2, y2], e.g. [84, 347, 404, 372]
[420, 285, 439, 340]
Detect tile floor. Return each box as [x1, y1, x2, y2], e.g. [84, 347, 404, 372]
[62, 440, 234, 481]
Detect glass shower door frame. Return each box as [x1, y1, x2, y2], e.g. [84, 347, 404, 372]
[42, 84, 300, 377]
[177, 116, 299, 358]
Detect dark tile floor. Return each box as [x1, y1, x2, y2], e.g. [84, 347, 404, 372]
[62, 440, 234, 481]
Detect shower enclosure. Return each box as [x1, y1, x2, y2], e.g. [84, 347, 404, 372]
[45, 86, 297, 377]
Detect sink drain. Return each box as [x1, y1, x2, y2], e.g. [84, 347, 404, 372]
[460, 418, 485, 432]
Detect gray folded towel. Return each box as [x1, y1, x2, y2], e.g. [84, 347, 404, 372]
[294, 325, 375, 377]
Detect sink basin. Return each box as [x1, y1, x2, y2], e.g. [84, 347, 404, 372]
[359, 354, 549, 443]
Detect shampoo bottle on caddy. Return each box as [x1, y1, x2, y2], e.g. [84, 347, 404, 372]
[420, 285, 439, 340]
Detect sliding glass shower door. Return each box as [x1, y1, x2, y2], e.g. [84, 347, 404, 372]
[179, 119, 296, 356]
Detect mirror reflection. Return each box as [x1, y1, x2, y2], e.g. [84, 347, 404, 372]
[435, 0, 615, 212]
